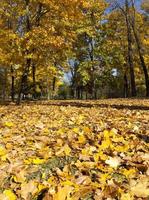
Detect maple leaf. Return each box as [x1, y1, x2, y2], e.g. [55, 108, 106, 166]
[20, 180, 38, 200]
[105, 157, 121, 168]
[53, 185, 73, 200]
[130, 177, 149, 198]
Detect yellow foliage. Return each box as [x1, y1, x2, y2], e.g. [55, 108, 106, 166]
[64, 145, 71, 156]
[0, 146, 7, 157]
[54, 186, 73, 200]
[3, 190, 16, 200]
[32, 158, 45, 165]
[0, 100, 148, 199]
[4, 122, 14, 127]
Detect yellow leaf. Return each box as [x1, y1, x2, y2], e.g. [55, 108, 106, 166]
[38, 184, 47, 192]
[3, 189, 16, 200]
[42, 172, 46, 179]
[99, 152, 108, 161]
[64, 145, 71, 156]
[83, 127, 91, 133]
[0, 146, 7, 156]
[73, 127, 79, 133]
[93, 153, 99, 162]
[82, 149, 89, 155]
[13, 170, 26, 183]
[78, 135, 86, 144]
[105, 156, 121, 168]
[100, 173, 109, 184]
[24, 158, 32, 164]
[62, 180, 74, 186]
[122, 169, 136, 178]
[32, 158, 45, 165]
[115, 145, 129, 152]
[54, 186, 73, 200]
[100, 138, 111, 149]
[103, 130, 110, 138]
[4, 122, 14, 127]
[1, 154, 7, 161]
[130, 177, 149, 198]
[121, 193, 133, 200]
[21, 180, 37, 199]
[94, 152, 107, 162]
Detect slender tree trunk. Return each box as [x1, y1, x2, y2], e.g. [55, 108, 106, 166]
[126, 0, 149, 96]
[86, 91, 88, 100]
[80, 88, 83, 99]
[11, 65, 15, 101]
[2, 68, 7, 102]
[52, 77, 56, 91]
[125, 0, 137, 97]
[17, 58, 31, 104]
[32, 62, 36, 99]
[131, 23, 149, 97]
[77, 87, 80, 99]
[123, 72, 129, 98]
[17, 0, 31, 104]
[88, 37, 95, 99]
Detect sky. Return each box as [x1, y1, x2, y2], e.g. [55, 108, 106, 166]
[118, 0, 142, 9]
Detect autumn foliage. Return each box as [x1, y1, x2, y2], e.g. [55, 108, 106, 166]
[0, 0, 149, 101]
[0, 99, 149, 199]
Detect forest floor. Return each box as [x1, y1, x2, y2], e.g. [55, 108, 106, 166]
[0, 99, 149, 200]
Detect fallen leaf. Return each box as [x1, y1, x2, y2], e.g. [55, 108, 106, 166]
[105, 157, 121, 168]
[3, 189, 16, 200]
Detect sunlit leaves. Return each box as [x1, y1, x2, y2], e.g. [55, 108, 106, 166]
[3, 189, 17, 200]
[0, 100, 149, 199]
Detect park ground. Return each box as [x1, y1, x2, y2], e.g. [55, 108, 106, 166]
[0, 99, 149, 200]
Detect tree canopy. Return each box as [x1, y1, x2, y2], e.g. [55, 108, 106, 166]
[0, 0, 148, 102]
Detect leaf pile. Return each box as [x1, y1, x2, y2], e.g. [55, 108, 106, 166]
[0, 100, 149, 200]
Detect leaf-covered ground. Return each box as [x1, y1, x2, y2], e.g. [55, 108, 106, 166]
[0, 100, 149, 200]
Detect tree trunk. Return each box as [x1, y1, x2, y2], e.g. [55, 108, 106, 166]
[11, 65, 15, 101]
[52, 77, 56, 91]
[88, 37, 95, 99]
[125, 0, 137, 97]
[86, 91, 88, 100]
[126, 0, 149, 97]
[17, 59, 31, 104]
[131, 23, 149, 97]
[17, 0, 31, 105]
[77, 87, 81, 99]
[2, 68, 7, 102]
[32, 62, 36, 99]
[123, 72, 129, 98]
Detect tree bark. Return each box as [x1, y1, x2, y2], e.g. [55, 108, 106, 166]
[88, 37, 96, 99]
[17, 58, 31, 104]
[132, 28, 149, 96]
[125, 0, 137, 97]
[31, 3, 43, 99]
[129, 0, 149, 97]
[17, 0, 31, 104]
[123, 72, 129, 98]
[32, 62, 36, 99]
[11, 65, 15, 101]
[2, 68, 7, 102]
[52, 77, 56, 91]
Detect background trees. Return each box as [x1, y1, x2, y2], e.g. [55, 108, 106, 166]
[0, 0, 148, 102]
